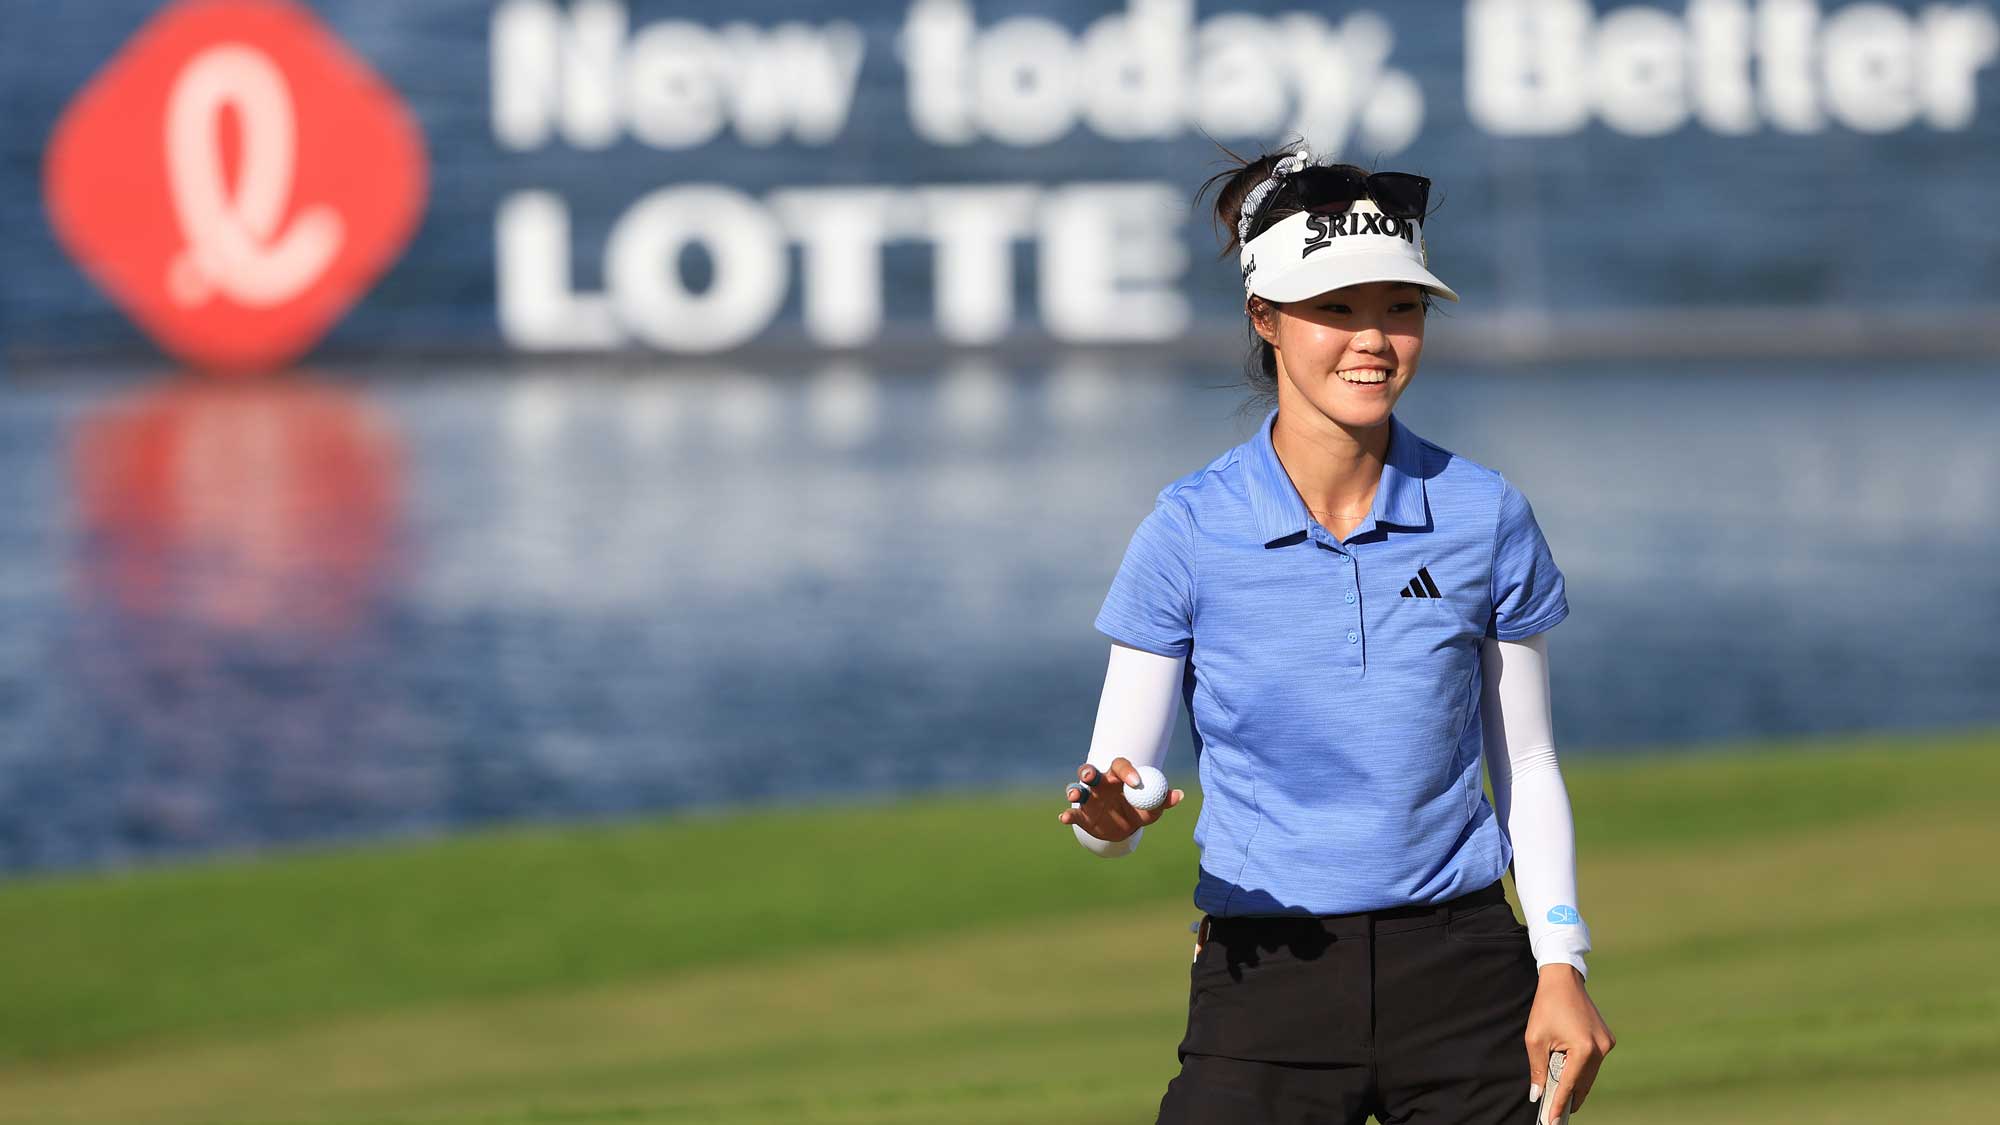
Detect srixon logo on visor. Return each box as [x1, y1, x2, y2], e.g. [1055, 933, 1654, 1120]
[44, 0, 428, 374]
[1302, 211, 1418, 258]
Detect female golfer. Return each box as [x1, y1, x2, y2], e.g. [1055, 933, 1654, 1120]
[1056, 142, 1616, 1124]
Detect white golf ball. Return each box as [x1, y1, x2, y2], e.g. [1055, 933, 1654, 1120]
[1125, 765, 1171, 811]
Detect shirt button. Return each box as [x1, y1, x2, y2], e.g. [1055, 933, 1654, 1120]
[1345, 591, 1356, 604]
[1346, 630, 1358, 643]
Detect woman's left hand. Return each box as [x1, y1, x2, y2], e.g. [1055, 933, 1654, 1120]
[1525, 965, 1615, 1118]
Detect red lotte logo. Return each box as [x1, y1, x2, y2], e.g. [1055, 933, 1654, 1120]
[44, 0, 427, 374]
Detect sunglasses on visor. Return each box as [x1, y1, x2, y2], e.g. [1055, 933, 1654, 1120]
[1250, 167, 1432, 233]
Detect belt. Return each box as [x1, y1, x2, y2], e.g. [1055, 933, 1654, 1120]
[1190, 878, 1509, 960]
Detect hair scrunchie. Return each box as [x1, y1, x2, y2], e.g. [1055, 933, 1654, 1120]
[1235, 144, 1315, 246]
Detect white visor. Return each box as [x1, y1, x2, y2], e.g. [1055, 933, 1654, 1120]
[1239, 197, 1459, 304]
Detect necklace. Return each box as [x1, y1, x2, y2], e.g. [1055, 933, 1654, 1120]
[1308, 507, 1369, 520]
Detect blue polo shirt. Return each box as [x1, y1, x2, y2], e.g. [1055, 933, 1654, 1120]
[1094, 406, 1569, 916]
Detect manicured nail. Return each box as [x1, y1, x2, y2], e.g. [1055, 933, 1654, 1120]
[1529, 1081, 1541, 1101]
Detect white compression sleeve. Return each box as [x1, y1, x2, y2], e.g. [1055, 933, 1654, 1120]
[1073, 642, 1184, 858]
[1480, 632, 1593, 979]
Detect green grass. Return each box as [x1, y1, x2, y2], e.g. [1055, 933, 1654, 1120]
[2, 724, 1997, 1124]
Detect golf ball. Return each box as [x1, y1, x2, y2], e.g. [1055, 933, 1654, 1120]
[1126, 765, 1170, 811]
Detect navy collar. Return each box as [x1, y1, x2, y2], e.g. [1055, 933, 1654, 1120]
[1245, 406, 1430, 546]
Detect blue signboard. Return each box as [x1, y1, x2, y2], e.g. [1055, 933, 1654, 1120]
[4, 0, 1996, 364]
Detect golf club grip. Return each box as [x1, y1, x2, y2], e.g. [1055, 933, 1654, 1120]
[1542, 1050, 1571, 1125]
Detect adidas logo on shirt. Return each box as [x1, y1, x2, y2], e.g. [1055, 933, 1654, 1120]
[1399, 566, 1443, 599]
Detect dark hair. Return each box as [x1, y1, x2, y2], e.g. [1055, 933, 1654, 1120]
[1192, 135, 1446, 413]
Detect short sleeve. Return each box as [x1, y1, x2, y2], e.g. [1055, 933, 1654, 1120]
[1488, 477, 1569, 641]
[1094, 493, 1195, 658]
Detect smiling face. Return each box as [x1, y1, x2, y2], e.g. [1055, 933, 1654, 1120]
[1249, 279, 1427, 430]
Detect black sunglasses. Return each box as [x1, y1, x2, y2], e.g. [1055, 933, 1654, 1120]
[1250, 167, 1432, 235]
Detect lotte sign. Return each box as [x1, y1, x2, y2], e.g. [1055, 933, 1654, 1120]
[44, 0, 428, 374]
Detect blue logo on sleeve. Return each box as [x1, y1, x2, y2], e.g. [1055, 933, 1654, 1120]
[1546, 905, 1582, 925]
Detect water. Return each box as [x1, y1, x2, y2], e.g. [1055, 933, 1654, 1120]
[1, 359, 1995, 877]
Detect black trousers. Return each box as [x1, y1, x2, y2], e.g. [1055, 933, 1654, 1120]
[1156, 878, 1541, 1125]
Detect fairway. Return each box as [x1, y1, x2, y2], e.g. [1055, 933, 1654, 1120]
[3, 727, 1997, 1124]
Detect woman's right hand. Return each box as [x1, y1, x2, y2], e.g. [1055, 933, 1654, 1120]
[1055, 758, 1186, 842]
